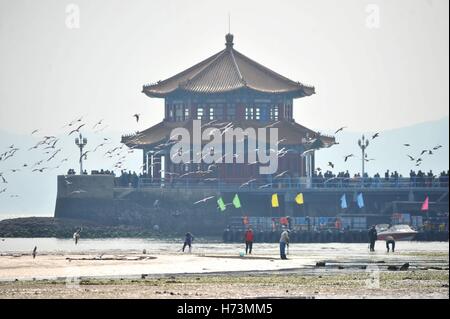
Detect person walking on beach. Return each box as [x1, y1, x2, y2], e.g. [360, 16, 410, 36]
[32, 246, 37, 259]
[279, 229, 290, 260]
[368, 225, 377, 252]
[244, 227, 254, 255]
[385, 235, 395, 253]
[182, 232, 194, 253]
[73, 228, 81, 245]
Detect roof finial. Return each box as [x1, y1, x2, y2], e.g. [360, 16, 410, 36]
[225, 33, 234, 48]
[225, 13, 234, 49]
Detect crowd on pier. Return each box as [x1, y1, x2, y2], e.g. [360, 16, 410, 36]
[311, 169, 449, 188]
[67, 168, 449, 189]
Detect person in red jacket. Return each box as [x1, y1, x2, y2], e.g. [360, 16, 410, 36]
[245, 227, 254, 254]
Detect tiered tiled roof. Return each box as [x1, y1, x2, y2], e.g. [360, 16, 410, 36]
[142, 34, 315, 98]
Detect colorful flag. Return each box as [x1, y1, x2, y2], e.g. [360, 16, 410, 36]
[271, 193, 279, 207]
[340, 194, 347, 209]
[232, 194, 241, 208]
[421, 196, 429, 211]
[295, 193, 304, 205]
[357, 193, 364, 208]
[217, 197, 226, 212]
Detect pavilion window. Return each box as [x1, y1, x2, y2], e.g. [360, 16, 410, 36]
[209, 107, 214, 120]
[270, 105, 279, 121]
[245, 107, 254, 120]
[197, 107, 204, 120]
[175, 104, 183, 121]
[184, 107, 190, 120]
[255, 107, 261, 120]
[214, 105, 224, 120]
[227, 105, 236, 120]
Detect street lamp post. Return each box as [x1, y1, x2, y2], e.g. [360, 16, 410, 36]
[358, 135, 369, 187]
[75, 133, 88, 175]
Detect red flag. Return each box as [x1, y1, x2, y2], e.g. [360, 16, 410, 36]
[421, 196, 429, 211]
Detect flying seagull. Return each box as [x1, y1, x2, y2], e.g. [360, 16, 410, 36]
[403, 144, 411, 147]
[193, 196, 215, 204]
[334, 126, 346, 134]
[31, 129, 39, 135]
[433, 145, 442, 150]
[420, 150, 428, 156]
[70, 190, 87, 195]
[372, 133, 380, 139]
[264, 121, 281, 129]
[133, 114, 140, 123]
[344, 154, 354, 162]
[274, 170, 289, 179]
[239, 179, 257, 188]
[69, 124, 85, 136]
[92, 119, 104, 129]
[407, 155, 415, 161]
[328, 162, 334, 169]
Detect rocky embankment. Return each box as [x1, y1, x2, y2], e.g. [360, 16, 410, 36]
[0, 217, 166, 238]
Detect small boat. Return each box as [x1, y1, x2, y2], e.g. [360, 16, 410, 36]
[376, 224, 418, 241]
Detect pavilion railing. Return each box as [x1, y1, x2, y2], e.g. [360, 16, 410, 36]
[130, 176, 449, 191]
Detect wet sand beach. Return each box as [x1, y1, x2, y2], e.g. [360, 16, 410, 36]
[0, 240, 448, 298]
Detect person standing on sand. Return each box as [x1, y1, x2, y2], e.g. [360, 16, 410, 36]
[73, 227, 82, 245]
[32, 246, 37, 259]
[182, 232, 194, 253]
[244, 227, 254, 255]
[385, 235, 395, 252]
[368, 225, 377, 252]
[279, 229, 290, 260]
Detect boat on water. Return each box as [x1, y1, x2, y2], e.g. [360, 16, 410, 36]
[376, 224, 418, 241]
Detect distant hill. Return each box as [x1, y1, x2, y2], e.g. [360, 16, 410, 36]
[0, 116, 448, 219]
[314, 116, 449, 177]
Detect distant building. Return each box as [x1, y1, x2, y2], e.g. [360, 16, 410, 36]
[122, 34, 335, 182]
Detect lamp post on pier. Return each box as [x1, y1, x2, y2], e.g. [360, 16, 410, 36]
[75, 133, 87, 175]
[358, 135, 369, 187]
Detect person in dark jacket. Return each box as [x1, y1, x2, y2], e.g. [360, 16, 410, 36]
[182, 232, 194, 253]
[244, 227, 254, 254]
[368, 225, 377, 252]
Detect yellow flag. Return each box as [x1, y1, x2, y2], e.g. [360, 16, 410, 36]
[295, 193, 304, 205]
[271, 193, 279, 207]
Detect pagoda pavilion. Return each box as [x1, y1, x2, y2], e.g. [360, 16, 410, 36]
[122, 34, 335, 184]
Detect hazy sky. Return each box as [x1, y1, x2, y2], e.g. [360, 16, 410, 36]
[0, 0, 448, 136]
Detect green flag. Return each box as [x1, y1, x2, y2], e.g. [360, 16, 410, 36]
[232, 194, 241, 208]
[217, 197, 226, 212]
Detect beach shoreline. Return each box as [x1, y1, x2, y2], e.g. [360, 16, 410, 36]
[0, 242, 448, 298]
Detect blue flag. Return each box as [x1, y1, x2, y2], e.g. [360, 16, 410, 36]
[340, 194, 347, 209]
[357, 193, 364, 208]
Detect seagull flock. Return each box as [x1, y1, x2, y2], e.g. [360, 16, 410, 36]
[0, 114, 145, 199]
[1, 117, 445, 208]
